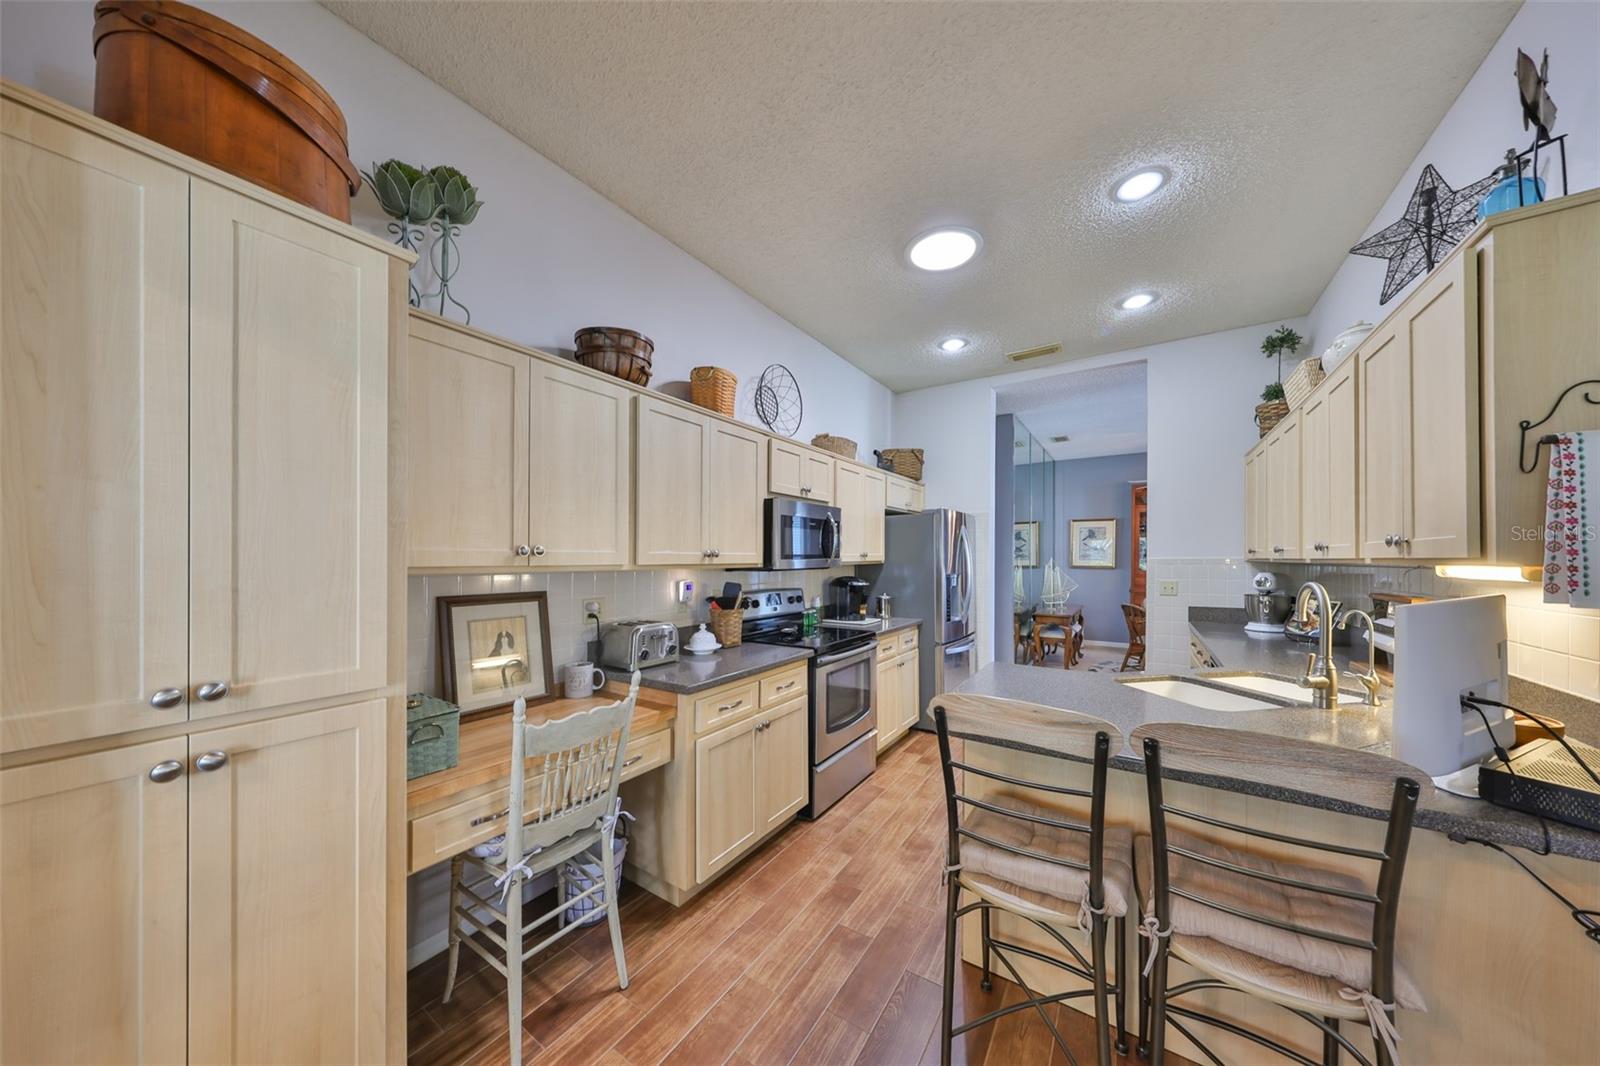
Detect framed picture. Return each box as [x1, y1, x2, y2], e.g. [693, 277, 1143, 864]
[1069, 518, 1118, 569]
[1013, 521, 1041, 567]
[437, 592, 555, 715]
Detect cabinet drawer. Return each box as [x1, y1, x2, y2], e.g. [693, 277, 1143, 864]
[409, 726, 672, 873]
[876, 635, 899, 662]
[760, 667, 807, 707]
[693, 680, 762, 734]
[896, 628, 919, 655]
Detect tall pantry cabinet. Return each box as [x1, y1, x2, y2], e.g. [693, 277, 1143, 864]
[0, 84, 409, 1063]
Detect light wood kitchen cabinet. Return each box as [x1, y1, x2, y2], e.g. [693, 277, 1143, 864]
[875, 644, 900, 753]
[190, 181, 391, 719]
[1357, 254, 1479, 560]
[1299, 357, 1358, 559]
[1, 100, 191, 753]
[1243, 441, 1269, 560]
[1263, 411, 1301, 560]
[529, 358, 634, 567]
[406, 318, 531, 569]
[1, 738, 189, 1064]
[896, 651, 921, 735]
[693, 712, 758, 884]
[636, 397, 767, 566]
[756, 696, 808, 832]
[874, 631, 921, 751]
[768, 438, 835, 503]
[837, 464, 888, 563]
[885, 474, 926, 513]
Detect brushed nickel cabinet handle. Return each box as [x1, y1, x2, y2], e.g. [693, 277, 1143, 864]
[471, 807, 510, 827]
[149, 688, 184, 709]
[775, 681, 796, 692]
[196, 681, 229, 702]
[717, 699, 744, 714]
[195, 750, 229, 772]
[622, 754, 644, 768]
[149, 760, 183, 783]
[533, 545, 547, 557]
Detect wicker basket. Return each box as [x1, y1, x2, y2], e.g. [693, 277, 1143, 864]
[1255, 400, 1291, 437]
[689, 367, 737, 417]
[1283, 357, 1326, 410]
[878, 448, 924, 481]
[575, 327, 654, 386]
[708, 608, 742, 648]
[811, 433, 858, 461]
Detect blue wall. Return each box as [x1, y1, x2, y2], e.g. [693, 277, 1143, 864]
[1025, 453, 1147, 643]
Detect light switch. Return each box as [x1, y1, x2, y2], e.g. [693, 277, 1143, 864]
[1159, 581, 1179, 597]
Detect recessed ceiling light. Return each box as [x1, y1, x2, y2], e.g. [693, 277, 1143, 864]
[1114, 168, 1167, 202]
[939, 337, 969, 353]
[908, 228, 980, 271]
[1119, 291, 1158, 311]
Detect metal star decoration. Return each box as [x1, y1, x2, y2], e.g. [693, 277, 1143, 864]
[1348, 164, 1497, 304]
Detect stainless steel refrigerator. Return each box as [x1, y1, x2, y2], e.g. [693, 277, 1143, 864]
[863, 509, 979, 730]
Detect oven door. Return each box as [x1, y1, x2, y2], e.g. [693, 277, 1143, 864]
[812, 643, 876, 762]
[764, 498, 842, 571]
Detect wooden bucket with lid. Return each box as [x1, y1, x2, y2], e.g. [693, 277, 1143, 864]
[92, 0, 360, 220]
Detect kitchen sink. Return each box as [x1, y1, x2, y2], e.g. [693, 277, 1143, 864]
[1119, 677, 1280, 713]
[1214, 673, 1367, 706]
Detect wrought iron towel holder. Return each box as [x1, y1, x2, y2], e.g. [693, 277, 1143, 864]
[1520, 377, 1600, 473]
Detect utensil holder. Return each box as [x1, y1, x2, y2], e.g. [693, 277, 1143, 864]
[708, 608, 743, 647]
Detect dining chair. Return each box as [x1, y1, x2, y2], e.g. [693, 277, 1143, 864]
[1133, 724, 1426, 1066]
[1033, 608, 1083, 669]
[441, 672, 641, 1066]
[932, 692, 1133, 1066]
[1120, 604, 1146, 672]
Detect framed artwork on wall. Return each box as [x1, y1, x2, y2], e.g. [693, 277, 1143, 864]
[1069, 518, 1118, 569]
[437, 592, 555, 715]
[1013, 521, 1041, 567]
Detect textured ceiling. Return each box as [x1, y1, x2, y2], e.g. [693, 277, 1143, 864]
[324, 1, 1517, 392]
[1002, 363, 1147, 462]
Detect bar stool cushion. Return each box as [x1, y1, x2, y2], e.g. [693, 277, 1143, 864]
[1134, 832, 1424, 1010]
[959, 793, 1134, 922]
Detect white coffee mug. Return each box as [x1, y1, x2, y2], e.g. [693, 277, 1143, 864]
[563, 661, 607, 699]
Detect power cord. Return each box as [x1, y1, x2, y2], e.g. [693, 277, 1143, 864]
[1448, 830, 1600, 946]
[1460, 694, 1600, 788]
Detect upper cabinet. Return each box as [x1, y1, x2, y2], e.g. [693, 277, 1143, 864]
[1243, 441, 1269, 560]
[407, 316, 632, 570]
[1, 101, 394, 750]
[768, 438, 836, 503]
[1299, 356, 1358, 559]
[837, 464, 887, 563]
[635, 396, 766, 566]
[885, 474, 925, 514]
[1263, 411, 1301, 561]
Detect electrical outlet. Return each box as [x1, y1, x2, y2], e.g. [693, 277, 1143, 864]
[1159, 581, 1179, 597]
[583, 598, 604, 617]
[674, 579, 695, 604]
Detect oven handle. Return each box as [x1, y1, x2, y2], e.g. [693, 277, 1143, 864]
[815, 644, 876, 669]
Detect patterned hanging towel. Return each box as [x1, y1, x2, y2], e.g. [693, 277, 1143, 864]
[1543, 433, 1598, 609]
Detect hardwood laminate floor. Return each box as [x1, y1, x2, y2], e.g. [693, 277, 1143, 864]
[408, 732, 1180, 1066]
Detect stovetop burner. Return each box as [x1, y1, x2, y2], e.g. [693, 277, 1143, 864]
[738, 585, 875, 656]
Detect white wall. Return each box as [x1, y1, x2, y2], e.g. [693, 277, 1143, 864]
[0, 0, 893, 448]
[1307, 0, 1600, 350]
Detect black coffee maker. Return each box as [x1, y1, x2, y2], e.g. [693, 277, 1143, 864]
[827, 576, 871, 620]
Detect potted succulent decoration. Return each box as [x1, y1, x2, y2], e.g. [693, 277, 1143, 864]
[362, 159, 485, 321]
[1255, 325, 1302, 436]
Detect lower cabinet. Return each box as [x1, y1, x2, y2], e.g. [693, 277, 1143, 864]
[875, 648, 900, 753]
[693, 694, 808, 883]
[874, 632, 922, 752]
[0, 699, 387, 1064]
[757, 698, 809, 832]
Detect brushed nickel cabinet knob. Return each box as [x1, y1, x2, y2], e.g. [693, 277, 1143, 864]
[195, 750, 229, 773]
[149, 688, 184, 709]
[196, 681, 230, 702]
[515, 544, 532, 557]
[148, 760, 183, 783]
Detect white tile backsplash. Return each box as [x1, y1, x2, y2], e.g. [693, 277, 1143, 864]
[1146, 557, 1256, 672]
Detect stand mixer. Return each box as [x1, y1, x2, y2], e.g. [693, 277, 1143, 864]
[1244, 572, 1292, 634]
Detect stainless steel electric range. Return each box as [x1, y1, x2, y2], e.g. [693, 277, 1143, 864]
[739, 587, 877, 818]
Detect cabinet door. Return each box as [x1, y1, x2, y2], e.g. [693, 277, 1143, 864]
[757, 697, 808, 831]
[862, 469, 888, 563]
[407, 319, 530, 568]
[694, 714, 758, 883]
[898, 654, 921, 733]
[1, 738, 188, 1063]
[706, 420, 767, 566]
[1404, 255, 1479, 559]
[1358, 323, 1408, 559]
[1300, 386, 1329, 558]
[530, 359, 632, 566]
[1, 102, 190, 752]
[189, 182, 390, 718]
[1243, 444, 1268, 559]
[885, 474, 917, 513]
[875, 649, 898, 752]
[1264, 413, 1301, 560]
[836, 463, 865, 561]
[635, 397, 709, 565]
[188, 699, 387, 1064]
[768, 437, 807, 499]
[803, 451, 836, 504]
[1320, 359, 1359, 558]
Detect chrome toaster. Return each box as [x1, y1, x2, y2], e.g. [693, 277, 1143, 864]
[599, 620, 679, 670]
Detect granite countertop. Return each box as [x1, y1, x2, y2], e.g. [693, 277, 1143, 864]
[603, 642, 813, 695]
[1189, 619, 1368, 681]
[820, 615, 922, 637]
[954, 661, 1600, 861]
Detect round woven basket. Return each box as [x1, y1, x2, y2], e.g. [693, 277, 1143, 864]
[690, 367, 736, 417]
[575, 327, 654, 386]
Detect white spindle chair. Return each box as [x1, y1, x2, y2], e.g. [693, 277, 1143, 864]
[441, 672, 641, 1066]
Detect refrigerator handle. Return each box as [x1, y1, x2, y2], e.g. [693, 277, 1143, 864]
[952, 523, 973, 624]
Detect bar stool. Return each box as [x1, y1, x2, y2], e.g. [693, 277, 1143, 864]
[933, 693, 1134, 1066]
[441, 673, 641, 1066]
[1133, 723, 1428, 1066]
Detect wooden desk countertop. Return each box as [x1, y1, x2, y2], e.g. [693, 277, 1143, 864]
[407, 684, 677, 818]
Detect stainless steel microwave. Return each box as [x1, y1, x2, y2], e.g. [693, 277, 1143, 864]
[762, 497, 842, 570]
